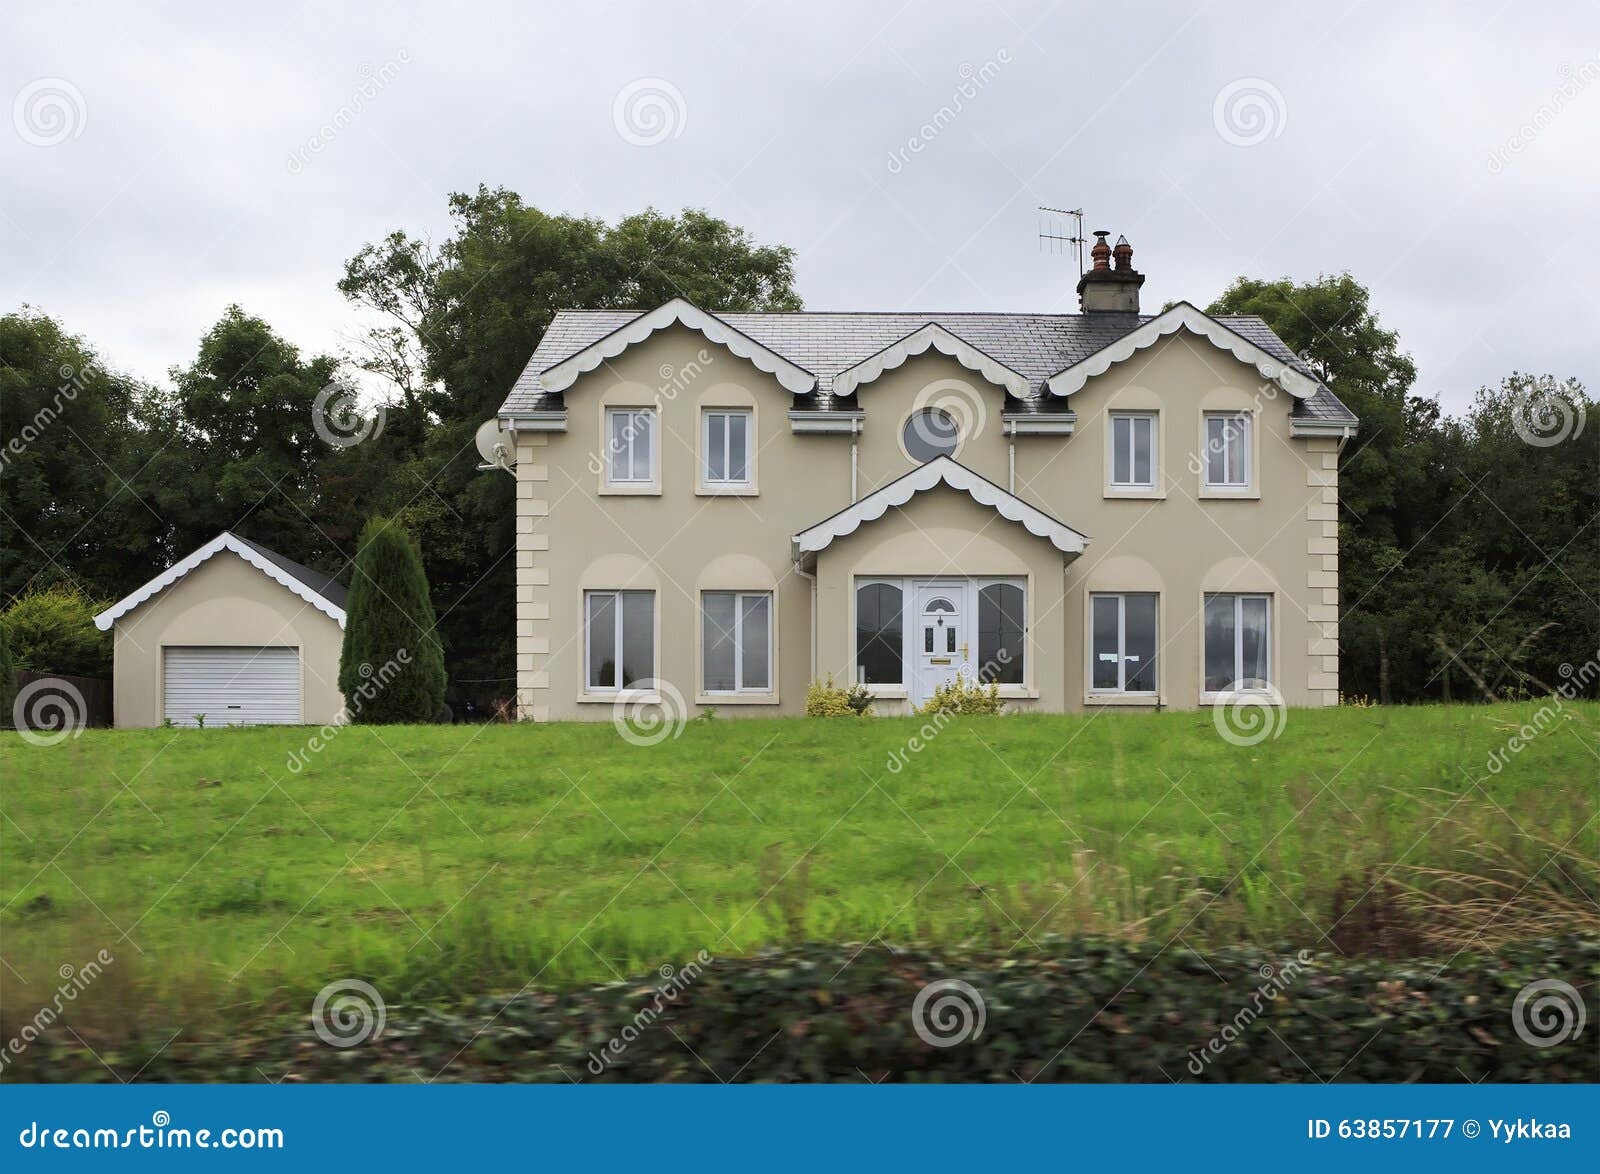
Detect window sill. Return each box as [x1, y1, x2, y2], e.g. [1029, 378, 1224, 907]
[695, 485, 759, 497]
[599, 484, 662, 496]
[1200, 688, 1276, 705]
[863, 685, 907, 699]
[696, 692, 780, 705]
[1199, 486, 1259, 500]
[576, 690, 660, 705]
[1086, 692, 1162, 707]
[995, 685, 1038, 699]
[1104, 486, 1166, 500]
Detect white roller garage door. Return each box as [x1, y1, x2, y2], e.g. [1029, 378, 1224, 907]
[162, 646, 301, 727]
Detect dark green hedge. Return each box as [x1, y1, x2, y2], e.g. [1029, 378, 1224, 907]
[14, 938, 1597, 1082]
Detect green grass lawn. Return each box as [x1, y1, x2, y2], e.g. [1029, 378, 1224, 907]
[1, 703, 1595, 1027]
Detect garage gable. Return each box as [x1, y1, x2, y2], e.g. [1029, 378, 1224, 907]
[93, 532, 348, 631]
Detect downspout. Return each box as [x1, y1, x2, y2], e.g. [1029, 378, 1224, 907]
[794, 557, 817, 683]
[850, 417, 861, 502]
[1003, 418, 1016, 492]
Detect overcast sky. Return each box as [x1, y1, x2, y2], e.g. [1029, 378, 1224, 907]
[3, 1, 1596, 412]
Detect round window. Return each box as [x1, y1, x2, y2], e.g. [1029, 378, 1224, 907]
[903, 407, 959, 463]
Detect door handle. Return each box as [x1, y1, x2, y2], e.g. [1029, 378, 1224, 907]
[960, 643, 969, 659]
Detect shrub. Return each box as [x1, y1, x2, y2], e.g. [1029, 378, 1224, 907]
[916, 674, 1002, 716]
[27, 937, 1588, 1083]
[0, 583, 111, 677]
[805, 674, 872, 717]
[337, 517, 447, 723]
[0, 619, 16, 723]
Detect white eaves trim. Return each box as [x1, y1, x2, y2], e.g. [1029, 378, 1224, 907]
[1289, 419, 1358, 439]
[537, 298, 817, 395]
[1002, 413, 1077, 436]
[788, 410, 864, 434]
[93, 533, 348, 632]
[793, 456, 1088, 557]
[831, 323, 1030, 398]
[1044, 302, 1319, 400]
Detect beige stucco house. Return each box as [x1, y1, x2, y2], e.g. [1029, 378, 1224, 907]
[93, 532, 347, 728]
[482, 233, 1357, 721]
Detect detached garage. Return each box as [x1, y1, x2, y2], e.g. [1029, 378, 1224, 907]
[93, 532, 347, 728]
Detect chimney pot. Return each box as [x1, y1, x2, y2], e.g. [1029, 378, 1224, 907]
[1089, 230, 1112, 270]
[1113, 234, 1133, 272]
[1076, 229, 1145, 314]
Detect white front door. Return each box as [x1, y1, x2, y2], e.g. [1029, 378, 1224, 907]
[912, 581, 974, 706]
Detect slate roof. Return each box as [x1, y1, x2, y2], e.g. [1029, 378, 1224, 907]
[232, 534, 348, 609]
[498, 307, 1357, 426]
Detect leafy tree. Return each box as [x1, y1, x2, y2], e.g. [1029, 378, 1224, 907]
[1209, 274, 1416, 529]
[0, 618, 16, 723]
[0, 309, 163, 602]
[0, 584, 112, 676]
[339, 191, 804, 704]
[338, 517, 446, 723]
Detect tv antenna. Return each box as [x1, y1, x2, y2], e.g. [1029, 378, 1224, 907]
[1038, 205, 1086, 276]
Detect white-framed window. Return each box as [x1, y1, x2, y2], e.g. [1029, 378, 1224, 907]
[1109, 413, 1156, 488]
[976, 580, 1025, 685]
[855, 579, 905, 687]
[585, 590, 655, 691]
[605, 408, 656, 484]
[1090, 593, 1158, 693]
[1203, 593, 1271, 692]
[702, 591, 771, 692]
[702, 409, 751, 486]
[1203, 413, 1251, 488]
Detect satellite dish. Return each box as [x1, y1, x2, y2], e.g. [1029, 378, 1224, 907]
[475, 417, 516, 474]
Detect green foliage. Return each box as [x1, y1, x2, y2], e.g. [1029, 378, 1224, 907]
[0, 584, 111, 677]
[805, 674, 872, 716]
[915, 675, 1002, 715]
[337, 518, 447, 723]
[7, 934, 1594, 1082]
[0, 620, 16, 721]
[0, 309, 160, 603]
[1209, 276, 1599, 703]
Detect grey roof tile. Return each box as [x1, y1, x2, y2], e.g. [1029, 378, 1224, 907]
[230, 533, 348, 609]
[498, 307, 1357, 426]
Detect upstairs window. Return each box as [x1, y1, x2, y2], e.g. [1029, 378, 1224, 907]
[1203, 413, 1251, 488]
[703, 409, 751, 486]
[1110, 413, 1156, 488]
[605, 408, 656, 484]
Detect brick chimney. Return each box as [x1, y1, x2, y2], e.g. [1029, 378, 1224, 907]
[1077, 231, 1144, 314]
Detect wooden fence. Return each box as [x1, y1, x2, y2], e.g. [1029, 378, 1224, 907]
[10, 672, 114, 730]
